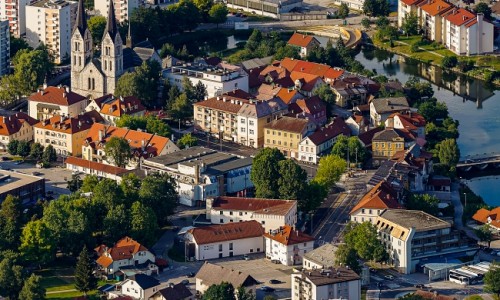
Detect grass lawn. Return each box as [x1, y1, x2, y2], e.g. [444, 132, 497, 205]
[361, 288, 367, 300]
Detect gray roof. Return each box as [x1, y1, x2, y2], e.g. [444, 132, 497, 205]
[196, 262, 258, 288]
[303, 243, 338, 269]
[378, 209, 451, 232]
[238, 98, 287, 118]
[371, 97, 409, 114]
[241, 56, 273, 71]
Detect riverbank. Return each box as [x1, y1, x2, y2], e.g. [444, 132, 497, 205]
[370, 35, 500, 87]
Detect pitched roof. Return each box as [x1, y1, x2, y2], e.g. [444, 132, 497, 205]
[65, 156, 129, 175]
[280, 58, 344, 80]
[133, 274, 160, 290]
[104, 0, 119, 40]
[371, 97, 409, 114]
[302, 243, 338, 268]
[373, 128, 416, 143]
[211, 196, 296, 216]
[94, 236, 150, 266]
[401, 0, 425, 6]
[188, 221, 265, 245]
[444, 8, 476, 26]
[73, 0, 87, 36]
[276, 87, 300, 104]
[389, 112, 426, 130]
[196, 262, 258, 288]
[29, 86, 87, 106]
[290, 71, 322, 92]
[305, 118, 351, 146]
[264, 116, 312, 134]
[97, 95, 146, 117]
[0, 112, 38, 136]
[419, 0, 452, 16]
[157, 283, 193, 300]
[358, 127, 383, 146]
[194, 95, 249, 114]
[472, 207, 500, 229]
[350, 180, 403, 214]
[237, 98, 287, 119]
[287, 32, 319, 48]
[263, 225, 315, 245]
[288, 96, 326, 115]
[34, 110, 103, 134]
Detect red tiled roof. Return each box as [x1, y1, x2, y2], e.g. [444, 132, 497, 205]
[472, 207, 500, 229]
[94, 236, 149, 265]
[287, 33, 318, 48]
[0, 112, 38, 136]
[444, 8, 476, 26]
[211, 196, 296, 216]
[29, 86, 86, 106]
[280, 58, 344, 80]
[350, 180, 403, 214]
[465, 19, 477, 28]
[65, 156, 129, 175]
[263, 225, 315, 246]
[264, 116, 312, 134]
[419, 0, 452, 16]
[388, 112, 426, 131]
[188, 221, 265, 245]
[276, 88, 300, 104]
[358, 127, 383, 147]
[223, 89, 254, 100]
[194, 96, 249, 113]
[306, 117, 351, 146]
[99, 96, 146, 117]
[34, 110, 104, 134]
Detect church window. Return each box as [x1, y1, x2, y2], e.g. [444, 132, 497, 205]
[88, 78, 91, 90]
[104, 60, 107, 70]
[110, 61, 112, 71]
[78, 56, 81, 66]
[73, 55, 76, 65]
[92, 78, 95, 90]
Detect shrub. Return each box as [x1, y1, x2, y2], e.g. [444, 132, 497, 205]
[441, 55, 458, 68]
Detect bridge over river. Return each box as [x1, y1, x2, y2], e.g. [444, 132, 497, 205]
[456, 152, 500, 172]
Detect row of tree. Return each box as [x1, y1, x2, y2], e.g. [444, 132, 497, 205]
[7, 141, 57, 165]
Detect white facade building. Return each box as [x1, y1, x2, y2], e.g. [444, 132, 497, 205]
[291, 268, 361, 300]
[206, 196, 297, 231]
[264, 225, 315, 266]
[226, 0, 303, 18]
[26, 0, 77, 64]
[163, 65, 249, 98]
[0, 112, 38, 150]
[184, 221, 265, 260]
[114, 274, 160, 300]
[0, 0, 30, 37]
[0, 20, 9, 76]
[28, 85, 88, 120]
[370, 97, 410, 127]
[95, 0, 139, 23]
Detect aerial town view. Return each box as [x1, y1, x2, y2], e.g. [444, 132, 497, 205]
[1, 0, 500, 299]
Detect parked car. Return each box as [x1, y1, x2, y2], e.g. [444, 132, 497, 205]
[243, 254, 250, 260]
[1, 156, 9, 161]
[269, 279, 282, 284]
[31, 171, 41, 176]
[15, 160, 24, 165]
[260, 286, 275, 293]
[384, 275, 395, 280]
[181, 279, 189, 285]
[271, 259, 280, 264]
[187, 272, 195, 278]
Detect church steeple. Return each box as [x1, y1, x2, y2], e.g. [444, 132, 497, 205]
[126, 22, 133, 48]
[104, 0, 118, 40]
[73, 0, 87, 36]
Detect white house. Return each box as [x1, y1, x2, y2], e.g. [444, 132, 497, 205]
[85, 94, 146, 126]
[151, 283, 194, 300]
[196, 262, 258, 295]
[184, 221, 265, 261]
[263, 225, 315, 266]
[370, 97, 410, 127]
[94, 236, 157, 276]
[291, 268, 361, 300]
[206, 196, 297, 231]
[163, 64, 249, 98]
[287, 33, 321, 58]
[302, 243, 338, 270]
[385, 112, 426, 139]
[0, 112, 38, 150]
[28, 85, 88, 120]
[115, 274, 161, 300]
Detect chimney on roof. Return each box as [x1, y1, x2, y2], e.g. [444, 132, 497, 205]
[98, 129, 104, 141]
[141, 139, 146, 151]
[65, 86, 70, 93]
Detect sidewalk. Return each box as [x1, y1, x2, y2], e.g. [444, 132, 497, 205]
[450, 182, 478, 241]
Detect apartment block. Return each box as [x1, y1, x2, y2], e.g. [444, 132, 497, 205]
[0, 0, 30, 37]
[0, 20, 9, 76]
[291, 268, 361, 300]
[263, 116, 316, 159]
[95, 0, 139, 23]
[26, 0, 77, 64]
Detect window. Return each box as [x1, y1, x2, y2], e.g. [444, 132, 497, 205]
[249, 129, 254, 134]
[220, 211, 223, 215]
[241, 119, 245, 124]
[229, 243, 233, 250]
[230, 211, 233, 215]
[249, 120, 254, 125]
[362, 209, 365, 213]
[240, 127, 245, 133]
[219, 244, 223, 251]
[261, 221, 265, 225]
[239, 212, 243, 216]
[220, 219, 223, 223]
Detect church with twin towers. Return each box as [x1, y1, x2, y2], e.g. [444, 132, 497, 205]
[71, 0, 124, 99]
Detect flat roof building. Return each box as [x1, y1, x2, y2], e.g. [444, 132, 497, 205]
[0, 170, 45, 205]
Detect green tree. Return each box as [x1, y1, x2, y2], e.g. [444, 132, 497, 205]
[171, 93, 192, 124]
[104, 204, 130, 244]
[139, 173, 178, 225]
[19, 274, 45, 300]
[115, 60, 161, 108]
[170, 0, 201, 32]
[343, 221, 387, 262]
[120, 173, 142, 204]
[30, 142, 44, 160]
[437, 138, 460, 168]
[406, 194, 439, 216]
[13, 48, 53, 95]
[376, 25, 399, 41]
[92, 178, 126, 210]
[10, 35, 31, 58]
[401, 12, 418, 36]
[236, 286, 256, 300]
[194, 81, 208, 102]
[178, 133, 198, 149]
[146, 116, 171, 137]
[332, 136, 366, 165]
[274, 45, 300, 60]
[314, 155, 346, 189]
[81, 174, 99, 193]
[474, 2, 492, 20]
[361, 17, 371, 29]
[194, 0, 214, 20]
[16, 140, 30, 158]
[338, 3, 349, 19]
[67, 174, 83, 193]
[245, 30, 263, 52]
[363, 0, 390, 17]
[418, 100, 448, 122]
[335, 243, 361, 274]
[74, 247, 97, 296]
[313, 83, 336, 116]
[104, 136, 131, 168]
[278, 159, 307, 202]
[474, 224, 493, 248]
[209, 4, 228, 28]
[130, 201, 158, 246]
[42, 144, 57, 165]
[7, 139, 18, 155]
[302, 180, 328, 212]
[484, 261, 500, 297]
[203, 282, 235, 300]
[404, 76, 434, 103]
[250, 148, 285, 198]
[116, 114, 148, 130]
[441, 55, 458, 69]
[0, 258, 24, 300]
[19, 220, 56, 266]
[0, 195, 23, 251]
[181, 76, 196, 102]
[87, 16, 106, 45]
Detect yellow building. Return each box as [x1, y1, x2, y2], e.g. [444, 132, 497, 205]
[372, 128, 416, 166]
[264, 116, 316, 159]
[0, 112, 39, 150]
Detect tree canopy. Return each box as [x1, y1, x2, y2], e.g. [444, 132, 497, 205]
[115, 60, 162, 108]
[178, 133, 198, 149]
[314, 155, 346, 189]
[250, 148, 285, 198]
[343, 221, 388, 262]
[74, 247, 98, 296]
[104, 136, 131, 168]
[363, 0, 390, 17]
[484, 261, 500, 297]
[402, 12, 418, 36]
[115, 115, 171, 137]
[203, 282, 236, 300]
[406, 194, 439, 216]
[87, 16, 106, 45]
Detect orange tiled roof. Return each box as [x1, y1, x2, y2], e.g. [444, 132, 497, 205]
[276, 88, 300, 104]
[280, 58, 344, 80]
[0, 112, 38, 136]
[388, 112, 426, 130]
[94, 236, 149, 266]
[29, 86, 86, 106]
[472, 207, 500, 229]
[263, 225, 315, 245]
[211, 196, 296, 216]
[188, 221, 265, 245]
[401, 0, 425, 5]
[350, 180, 403, 214]
[99, 96, 146, 117]
[419, 0, 452, 16]
[287, 33, 318, 48]
[444, 8, 476, 26]
[34, 110, 103, 134]
[465, 19, 478, 27]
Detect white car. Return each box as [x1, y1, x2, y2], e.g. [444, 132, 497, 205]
[384, 275, 395, 280]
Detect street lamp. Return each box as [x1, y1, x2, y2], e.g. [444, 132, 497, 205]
[463, 192, 467, 208]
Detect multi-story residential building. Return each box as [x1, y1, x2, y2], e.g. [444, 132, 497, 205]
[302, 243, 338, 270]
[350, 180, 402, 224]
[141, 147, 253, 207]
[94, 236, 157, 276]
[385, 111, 426, 138]
[369, 97, 410, 126]
[206, 196, 297, 231]
[298, 117, 351, 164]
[0, 170, 45, 204]
[331, 77, 369, 108]
[375, 209, 479, 274]
[0, 20, 9, 76]
[399, 0, 422, 27]
[264, 116, 316, 159]
[291, 267, 361, 300]
[0, 0, 30, 37]
[226, 0, 303, 18]
[287, 32, 320, 58]
[28, 85, 88, 120]
[372, 128, 416, 165]
[443, 8, 493, 55]
[163, 64, 249, 98]
[95, 0, 139, 23]
[34, 110, 104, 156]
[264, 225, 315, 266]
[86, 94, 146, 125]
[26, 0, 78, 64]
[82, 123, 178, 169]
[184, 220, 265, 260]
[288, 96, 327, 126]
[0, 111, 38, 150]
[196, 262, 258, 295]
[418, 0, 452, 43]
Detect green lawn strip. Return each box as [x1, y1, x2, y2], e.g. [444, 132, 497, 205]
[46, 290, 98, 299]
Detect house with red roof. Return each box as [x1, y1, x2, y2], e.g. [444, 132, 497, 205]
[385, 111, 426, 138]
[264, 225, 315, 266]
[185, 220, 265, 260]
[290, 71, 325, 96]
[28, 85, 88, 120]
[417, 0, 453, 43]
[298, 117, 351, 164]
[94, 236, 157, 276]
[472, 207, 500, 232]
[287, 32, 320, 58]
[206, 196, 297, 231]
[279, 58, 344, 83]
[288, 96, 327, 126]
[86, 94, 146, 126]
[0, 112, 38, 150]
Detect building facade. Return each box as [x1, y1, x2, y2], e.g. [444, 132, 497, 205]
[26, 0, 77, 64]
[372, 128, 416, 165]
[0, 170, 45, 205]
[264, 116, 316, 159]
[86, 94, 146, 126]
[350, 180, 402, 224]
[264, 225, 315, 266]
[369, 97, 410, 127]
[287, 32, 320, 58]
[291, 268, 361, 300]
[0, 112, 38, 150]
[95, 0, 139, 23]
[0, 0, 30, 37]
[0, 20, 9, 76]
[28, 85, 88, 120]
[196, 262, 258, 295]
[226, 0, 303, 18]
